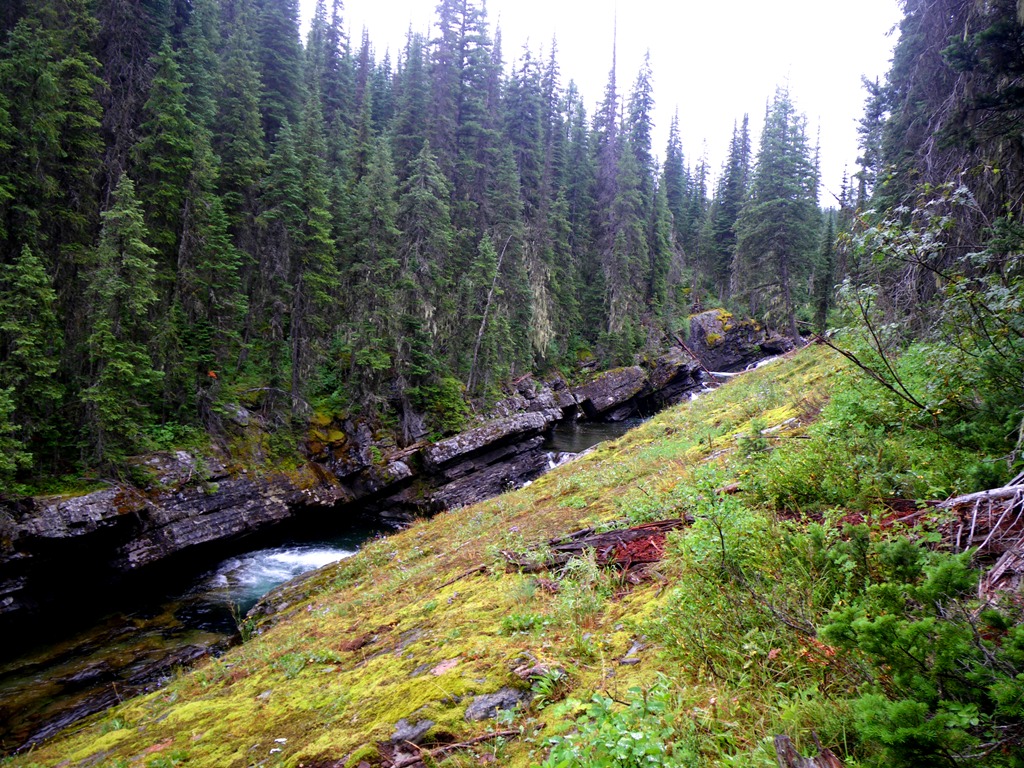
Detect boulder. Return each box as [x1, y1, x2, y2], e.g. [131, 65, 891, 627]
[687, 309, 794, 372]
[464, 687, 532, 721]
[571, 366, 648, 419]
[645, 348, 704, 408]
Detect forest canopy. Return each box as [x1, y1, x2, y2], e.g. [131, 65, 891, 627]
[0, 0, 1021, 491]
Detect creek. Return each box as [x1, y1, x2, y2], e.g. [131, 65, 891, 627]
[0, 416, 656, 754]
[0, 523, 381, 754]
[543, 417, 647, 454]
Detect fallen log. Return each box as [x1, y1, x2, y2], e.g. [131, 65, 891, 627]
[501, 517, 692, 573]
[774, 734, 844, 768]
[980, 546, 1024, 601]
[937, 482, 1024, 559]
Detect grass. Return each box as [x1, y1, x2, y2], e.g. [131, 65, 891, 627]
[7, 344, 1005, 767]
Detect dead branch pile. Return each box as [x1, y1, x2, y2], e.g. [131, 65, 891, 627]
[500, 518, 692, 575]
[935, 472, 1024, 599]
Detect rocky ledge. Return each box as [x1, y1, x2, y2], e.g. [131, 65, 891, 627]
[0, 311, 792, 632]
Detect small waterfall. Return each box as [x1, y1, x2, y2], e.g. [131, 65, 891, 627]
[546, 450, 578, 470]
[200, 544, 359, 615]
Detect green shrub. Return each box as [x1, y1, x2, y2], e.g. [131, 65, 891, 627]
[821, 549, 1024, 767]
[542, 677, 704, 767]
[408, 376, 470, 437]
[501, 612, 545, 635]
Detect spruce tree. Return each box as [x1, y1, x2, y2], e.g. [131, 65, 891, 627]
[213, 17, 268, 244]
[813, 211, 836, 334]
[346, 136, 402, 402]
[253, 0, 303, 143]
[733, 88, 819, 340]
[290, 92, 339, 412]
[608, 144, 648, 338]
[321, 0, 352, 132]
[700, 116, 750, 302]
[171, 128, 248, 423]
[178, 0, 221, 132]
[0, 0, 103, 264]
[82, 175, 163, 463]
[854, 76, 886, 208]
[396, 142, 455, 350]
[0, 386, 31, 491]
[391, 32, 431, 178]
[662, 111, 688, 253]
[0, 245, 63, 463]
[648, 178, 674, 314]
[253, 121, 301, 407]
[627, 53, 656, 202]
[505, 48, 545, 219]
[132, 38, 195, 269]
[591, 45, 621, 342]
[0, 88, 13, 240]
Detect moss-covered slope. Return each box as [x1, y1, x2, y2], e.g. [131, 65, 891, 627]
[11, 345, 1010, 768]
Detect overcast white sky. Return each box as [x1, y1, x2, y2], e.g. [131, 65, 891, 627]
[300, 0, 903, 204]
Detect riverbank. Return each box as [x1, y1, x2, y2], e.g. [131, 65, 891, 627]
[0, 523, 382, 753]
[12, 343, 1015, 767]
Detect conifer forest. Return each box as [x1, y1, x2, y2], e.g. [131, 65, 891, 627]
[0, 0, 1021, 496]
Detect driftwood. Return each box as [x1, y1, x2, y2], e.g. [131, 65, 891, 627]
[387, 729, 520, 768]
[774, 734, 844, 768]
[500, 518, 692, 573]
[436, 563, 488, 590]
